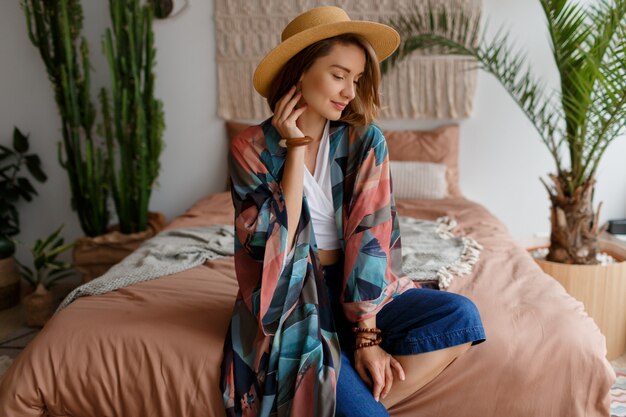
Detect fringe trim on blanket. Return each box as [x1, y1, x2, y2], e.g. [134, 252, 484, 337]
[434, 216, 483, 289]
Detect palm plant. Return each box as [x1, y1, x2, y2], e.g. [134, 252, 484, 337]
[383, 0, 626, 265]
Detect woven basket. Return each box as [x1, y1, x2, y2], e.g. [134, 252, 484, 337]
[22, 283, 54, 327]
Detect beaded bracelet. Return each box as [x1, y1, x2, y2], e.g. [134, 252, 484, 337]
[355, 334, 378, 342]
[354, 335, 382, 350]
[352, 326, 383, 350]
[278, 136, 313, 148]
[351, 327, 382, 335]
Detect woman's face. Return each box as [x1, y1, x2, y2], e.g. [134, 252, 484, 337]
[298, 43, 366, 120]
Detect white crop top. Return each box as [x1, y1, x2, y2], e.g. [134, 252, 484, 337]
[303, 119, 341, 251]
[282, 120, 340, 270]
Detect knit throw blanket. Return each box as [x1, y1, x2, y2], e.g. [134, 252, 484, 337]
[56, 216, 482, 312]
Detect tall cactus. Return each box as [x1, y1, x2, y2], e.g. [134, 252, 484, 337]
[99, 0, 165, 234]
[21, 0, 110, 237]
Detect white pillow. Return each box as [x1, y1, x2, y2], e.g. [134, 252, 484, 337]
[390, 161, 448, 199]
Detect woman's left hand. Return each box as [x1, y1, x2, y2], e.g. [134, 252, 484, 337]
[353, 344, 405, 402]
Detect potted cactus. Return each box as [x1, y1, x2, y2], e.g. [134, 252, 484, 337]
[21, 0, 167, 282]
[21, 0, 111, 238]
[71, 0, 167, 283]
[99, 0, 166, 236]
[19, 225, 74, 327]
[0, 127, 47, 310]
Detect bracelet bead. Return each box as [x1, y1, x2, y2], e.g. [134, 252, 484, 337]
[353, 328, 383, 350]
[351, 327, 382, 334]
[354, 336, 382, 350]
[278, 136, 313, 148]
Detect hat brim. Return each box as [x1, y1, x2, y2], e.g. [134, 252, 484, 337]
[253, 21, 400, 98]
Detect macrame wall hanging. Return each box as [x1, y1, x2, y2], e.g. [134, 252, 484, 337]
[214, 0, 482, 120]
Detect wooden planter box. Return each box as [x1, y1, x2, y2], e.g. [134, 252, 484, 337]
[532, 235, 626, 360]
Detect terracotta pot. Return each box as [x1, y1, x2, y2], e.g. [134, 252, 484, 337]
[72, 212, 167, 283]
[0, 257, 21, 310]
[22, 283, 55, 327]
[529, 237, 626, 360]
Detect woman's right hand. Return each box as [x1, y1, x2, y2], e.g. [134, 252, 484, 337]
[271, 84, 307, 139]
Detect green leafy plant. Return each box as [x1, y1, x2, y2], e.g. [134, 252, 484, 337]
[99, 0, 166, 234]
[383, 0, 626, 265]
[0, 127, 47, 259]
[21, 0, 111, 237]
[18, 225, 74, 290]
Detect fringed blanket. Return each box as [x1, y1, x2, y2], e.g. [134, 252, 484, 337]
[56, 216, 480, 311]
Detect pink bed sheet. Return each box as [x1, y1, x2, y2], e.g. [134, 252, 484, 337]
[0, 192, 616, 416]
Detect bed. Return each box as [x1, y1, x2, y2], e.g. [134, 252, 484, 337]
[0, 124, 617, 416]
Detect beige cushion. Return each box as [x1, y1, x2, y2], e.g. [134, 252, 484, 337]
[383, 125, 461, 198]
[389, 161, 447, 199]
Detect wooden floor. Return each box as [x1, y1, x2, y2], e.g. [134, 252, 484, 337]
[0, 302, 40, 363]
[0, 303, 24, 341]
[0, 278, 80, 359]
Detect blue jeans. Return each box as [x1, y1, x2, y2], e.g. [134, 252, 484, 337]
[322, 259, 486, 416]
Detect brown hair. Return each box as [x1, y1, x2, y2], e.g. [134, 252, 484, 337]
[266, 34, 381, 126]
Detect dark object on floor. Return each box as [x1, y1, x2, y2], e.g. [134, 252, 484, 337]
[0, 258, 20, 310]
[0, 328, 40, 358]
[608, 219, 626, 235]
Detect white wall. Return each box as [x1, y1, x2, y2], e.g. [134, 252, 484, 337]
[2, 0, 625, 266]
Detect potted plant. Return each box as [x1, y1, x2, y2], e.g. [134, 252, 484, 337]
[0, 127, 47, 310]
[383, 0, 626, 359]
[382, 0, 626, 265]
[71, 0, 167, 283]
[21, 0, 111, 238]
[18, 225, 74, 327]
[21, 0, 167, 282]
[99, 0, 166, 236]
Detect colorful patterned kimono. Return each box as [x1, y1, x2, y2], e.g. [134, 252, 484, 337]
[220, 117, 417, 417]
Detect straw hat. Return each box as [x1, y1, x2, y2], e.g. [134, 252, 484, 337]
[252, 6, 400, 98]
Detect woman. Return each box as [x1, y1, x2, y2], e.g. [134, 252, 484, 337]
[220, 6, 486, 417]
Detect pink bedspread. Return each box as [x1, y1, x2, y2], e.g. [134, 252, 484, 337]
[0, 192, 616, 416]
